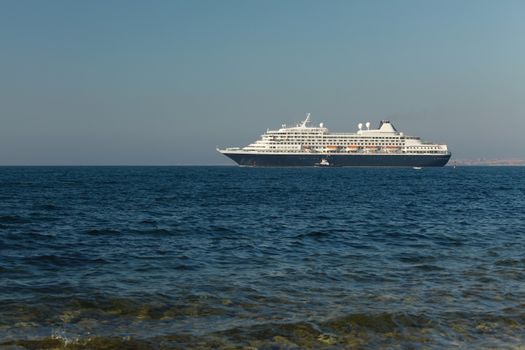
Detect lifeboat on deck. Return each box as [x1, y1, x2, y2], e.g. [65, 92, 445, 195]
[383, 145, 401, 152]
[363, 146, 380, 152]
[346, 145, 360, 152]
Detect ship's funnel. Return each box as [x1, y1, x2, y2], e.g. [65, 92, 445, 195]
[366, 122, 371, 130]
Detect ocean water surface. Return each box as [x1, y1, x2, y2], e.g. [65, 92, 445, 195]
[0, 166, 524, 349]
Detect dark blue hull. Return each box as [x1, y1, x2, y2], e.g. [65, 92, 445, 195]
[222, 153, 451, 167]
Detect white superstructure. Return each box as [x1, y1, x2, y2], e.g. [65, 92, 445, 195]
[221, 114, 449, 156]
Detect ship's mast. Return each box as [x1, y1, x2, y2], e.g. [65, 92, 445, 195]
[300, 113, 311, 128]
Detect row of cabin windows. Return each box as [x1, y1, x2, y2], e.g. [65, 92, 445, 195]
[273, 133, 403, 138]
[269, 138, 402, 140]
[267, 139, 404, 143]
[264, 147, 445, 154]
[271, 134, 404, 138]
[266, 142, 403, 146]
[265, 147, 444, 154]
[407, 151, 444, 154]
[407, 146, 439, 148]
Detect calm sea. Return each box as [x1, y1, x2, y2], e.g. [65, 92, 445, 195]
[1, 166, 524, 349]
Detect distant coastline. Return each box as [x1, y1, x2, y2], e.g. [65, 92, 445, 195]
[451, 159, 525, 166]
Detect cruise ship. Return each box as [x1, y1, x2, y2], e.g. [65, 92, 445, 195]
[217, 114, 451, 167]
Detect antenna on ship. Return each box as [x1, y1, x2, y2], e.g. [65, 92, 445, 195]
[301, 113, 311, 127]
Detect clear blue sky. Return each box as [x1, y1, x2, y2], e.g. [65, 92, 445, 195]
[1, 0, 524, 165]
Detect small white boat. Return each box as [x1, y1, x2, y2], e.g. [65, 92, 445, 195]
[413, 167, 422, 170]
[316, 159, 330, 167]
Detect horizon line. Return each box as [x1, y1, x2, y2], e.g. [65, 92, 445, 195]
[0, 164, 524, 168]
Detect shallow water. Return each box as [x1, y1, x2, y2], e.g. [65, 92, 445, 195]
[1, 166, 524, 349]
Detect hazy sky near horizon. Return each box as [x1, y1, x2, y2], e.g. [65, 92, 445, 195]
[1, 0, 524, 165]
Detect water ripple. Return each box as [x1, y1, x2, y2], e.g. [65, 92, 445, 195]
[0, 166, 524, 349]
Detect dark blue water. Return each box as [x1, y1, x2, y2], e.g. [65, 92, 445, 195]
[1, 166, 524, 349]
